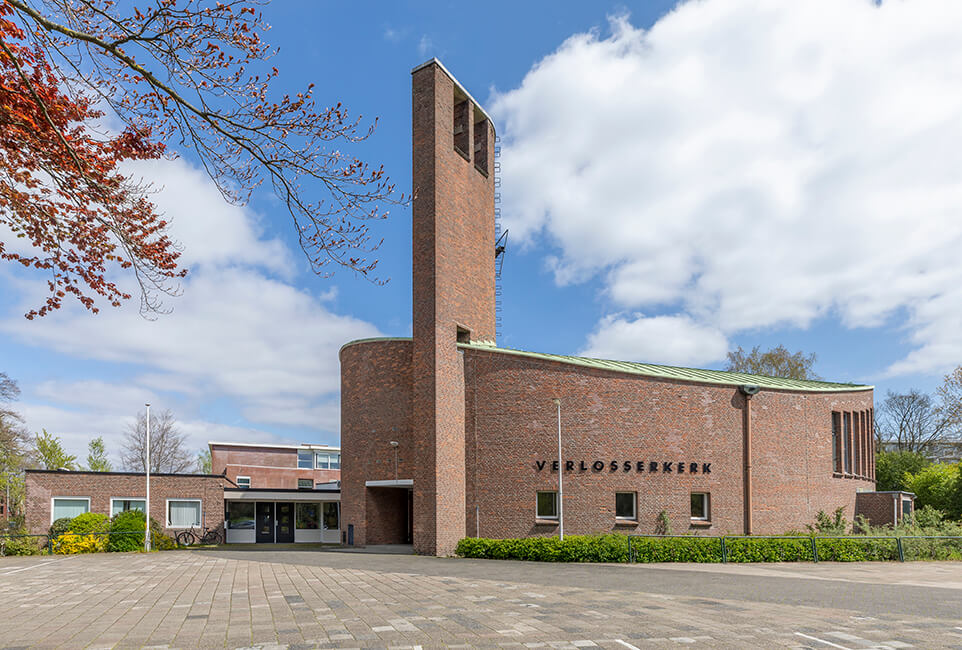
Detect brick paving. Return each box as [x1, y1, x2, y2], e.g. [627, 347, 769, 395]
[1, 550, 961, 648]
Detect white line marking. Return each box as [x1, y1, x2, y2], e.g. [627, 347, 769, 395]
[615, 640, 641, 650]
[0, 557, 70, 575]
[794, 632, 852, 649]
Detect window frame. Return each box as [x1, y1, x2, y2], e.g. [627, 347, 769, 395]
[51, 496, 90, 523]
[615, 492, 637, 520]
[690, 492, 711, 522]
[227, 501, 255, 530]
[297, 478, 313, 490]
[297, 449, 313, 469]
[109, 497, 146, 517]
[536, 491, 558, 520]
[165, 498, 202, 528]
[236, 476, 251, 489]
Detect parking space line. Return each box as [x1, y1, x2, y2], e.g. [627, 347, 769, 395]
[614, 640, 641, 650]
[794, 632, 851, 649]
[0, 557, 71, 576]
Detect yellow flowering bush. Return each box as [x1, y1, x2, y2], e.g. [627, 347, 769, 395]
[54, 533, 107, 554]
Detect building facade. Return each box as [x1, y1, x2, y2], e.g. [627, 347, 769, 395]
[339, 59, 877, 556]
[25, 470, 228, 538]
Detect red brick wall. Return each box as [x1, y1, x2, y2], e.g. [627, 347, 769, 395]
[210, 445, 340, 490]
[340, 339, 413, 547]
[463, 348, 873, 538]
[411, 61, 496, 556]
[25, 471, 227, 538]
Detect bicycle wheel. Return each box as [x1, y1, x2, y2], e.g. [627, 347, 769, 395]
[175, 530, 196, 547]
[201, 530, 222, 545]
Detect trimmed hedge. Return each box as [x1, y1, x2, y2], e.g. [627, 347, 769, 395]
[455, 534, 961, 563]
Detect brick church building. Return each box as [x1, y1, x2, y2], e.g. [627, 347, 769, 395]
[339, 60, 877, 556]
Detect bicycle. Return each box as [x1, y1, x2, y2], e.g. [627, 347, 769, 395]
[175, 526, 222, 547]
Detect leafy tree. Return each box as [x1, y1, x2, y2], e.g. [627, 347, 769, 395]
[876, 389, 961, 453]
[874, 449, 930, 492]
[1, 0, 401, 319]
[0, 372, 28, 520]
[85, 436, 112, 472]
[32, 429, 77, 470]
[121, 408, 191, 473]
[903, 463, 961, 518]
[196, 448, 212, 474]
[724, 345, 820, 380]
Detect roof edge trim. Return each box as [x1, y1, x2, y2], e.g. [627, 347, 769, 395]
[411, 58, 495, 130]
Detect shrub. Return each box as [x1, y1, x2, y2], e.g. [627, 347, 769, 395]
[54, 533, 107, 554]
[0, 532, 44, 556]
[807, 508, 849, 536]
[904, 463, 960, 516]
[48, 517, 72, 539]
[68, 512, 110, 535]
[456, 534, 632, 563]
[726, 537, 813, 562]
[107, 511, 147, 552]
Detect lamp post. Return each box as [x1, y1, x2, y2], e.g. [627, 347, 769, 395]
[390, 441, 399, 483]
[144, 403, 151, 552]
[551, 398, 563, 540]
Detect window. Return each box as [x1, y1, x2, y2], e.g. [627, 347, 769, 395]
[691, 493, 710, 521]
[52, 497, 89, 522]
[536, 491, 558, 519]
[323, 502, 340, 530]
[297, 478, 313, 490]
[227, 502, 255, 529]
[473, 111, 489, 176]
[615, 492, 636, 519]
[453, 92, 470, 159]
[843, 412, 852, 474]
[110, 498, 145, 517]
[236, 476, 251, 489]
[831, 411, 841, 473]
[297, 450, 313, 469]
[295, 503, 318, 529]
[314, 452, 340, 469]
[166, 499, 201, 528]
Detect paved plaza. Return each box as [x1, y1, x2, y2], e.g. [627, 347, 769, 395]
[1, 548, 961, 649]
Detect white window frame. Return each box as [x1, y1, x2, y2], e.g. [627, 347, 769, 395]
[236, 476, 251, 489]
[165, 498, 202, 528]
[109, 497, 146, 517]
[691, 492, 711, 521]
[297, 478, 313, 490]
[536, 491, 558, 519]
[615, 492, 637, 520]
[296, 450, 313, 469]
[50, 496, 90, 524]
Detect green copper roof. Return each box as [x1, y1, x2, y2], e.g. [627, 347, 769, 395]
[340, 337, 871, 392]
[457, 343, 872, 393]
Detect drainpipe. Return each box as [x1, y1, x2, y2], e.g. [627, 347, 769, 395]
[739, 385, 760, 535]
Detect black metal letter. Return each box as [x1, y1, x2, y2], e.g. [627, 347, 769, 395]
[593, 460, 605, 471]
[552, 460, 559, 471]
[535, 460, 546, 471]
[566, 460, 575, 472]
[677, 461, 685, 474]
[649, 461, 658, 472]
[580, 460, 588, 471]
[662, 462, 673, 473]
[636, 461, 645, 472]
[702, 463, 711, 474]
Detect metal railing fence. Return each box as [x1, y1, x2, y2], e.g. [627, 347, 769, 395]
[627, 534, 962, 563]
[0, 531, 146, 556]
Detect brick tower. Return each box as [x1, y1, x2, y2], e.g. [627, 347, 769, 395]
[411, 59, 496, 555]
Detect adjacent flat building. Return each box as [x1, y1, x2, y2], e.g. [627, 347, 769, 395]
[339, 59, 878, 556]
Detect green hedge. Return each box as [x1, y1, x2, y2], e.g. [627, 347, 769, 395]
[455, 534, 960, 563]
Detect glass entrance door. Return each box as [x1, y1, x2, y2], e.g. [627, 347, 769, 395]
[276, 503, 294, 543]
[255, 502, 274, 543]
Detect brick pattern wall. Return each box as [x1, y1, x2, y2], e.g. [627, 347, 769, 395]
[411, 61, 496, 556]
[340, 339, 413, 547]
[210, 445, 340, 490]
[462, 347, 874, 538]
[25, 471, 227, 538]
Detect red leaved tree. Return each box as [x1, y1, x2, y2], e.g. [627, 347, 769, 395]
[1, 0, 400, 318]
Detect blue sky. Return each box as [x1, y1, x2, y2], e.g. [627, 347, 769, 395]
[2, 0, 961, 465]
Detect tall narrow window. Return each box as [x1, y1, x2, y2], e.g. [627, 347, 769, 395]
[831, 411, 841, 473]
[473, 109, 489, 176]
[853, 411, 861, 476]
[453, 93, 470, 159]
[843, 412, 852, 474]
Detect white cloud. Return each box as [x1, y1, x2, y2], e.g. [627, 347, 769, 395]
[2, 156, 381, 439]
[580, 314, 728, 366]
[491, 1, 962, 376]
[418, 35, 433, 58]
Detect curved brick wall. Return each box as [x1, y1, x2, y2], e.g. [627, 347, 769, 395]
[340, 339, 414, 546]
[462, 347, 874, 538]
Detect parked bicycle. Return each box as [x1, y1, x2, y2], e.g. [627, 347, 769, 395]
[175, 526, 222, 547]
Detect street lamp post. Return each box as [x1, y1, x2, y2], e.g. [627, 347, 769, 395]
[551, 398, 563, 540]
[390, 441, 399, 483]
[144, 403, 152, 552]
